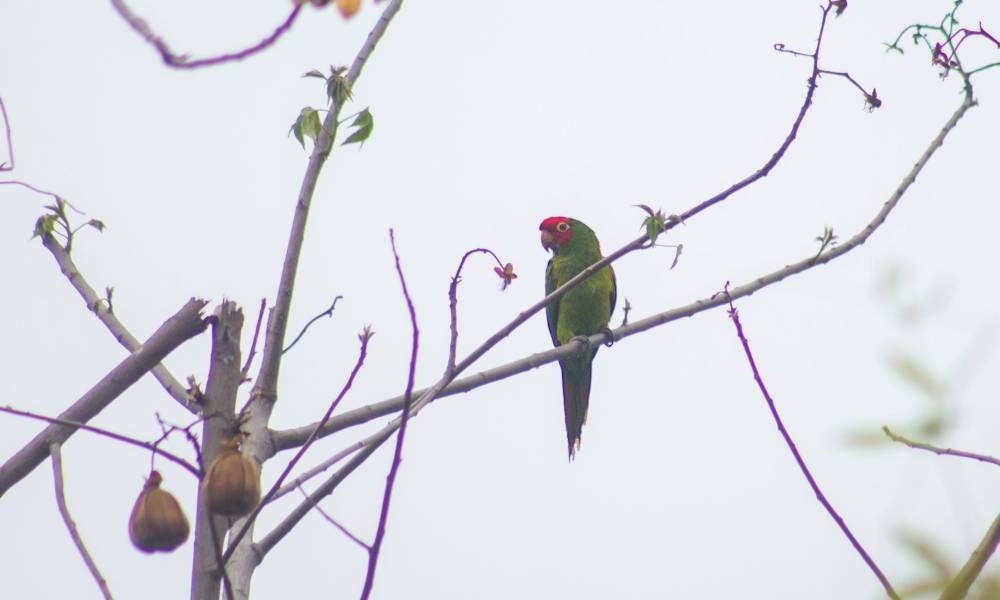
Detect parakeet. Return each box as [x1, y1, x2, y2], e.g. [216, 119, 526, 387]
[539, 216, 617, 459]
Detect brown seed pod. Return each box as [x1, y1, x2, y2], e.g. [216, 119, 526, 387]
[128, 470, 190, 553]
[202, 434, 261, 517]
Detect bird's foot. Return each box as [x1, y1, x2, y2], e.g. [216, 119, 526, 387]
[568, 335, 592, 356]
[601, 327, 615, 347]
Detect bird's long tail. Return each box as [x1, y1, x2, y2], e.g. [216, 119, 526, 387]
[560, 354, 593, 460]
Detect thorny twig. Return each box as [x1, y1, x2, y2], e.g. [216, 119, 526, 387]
[724, 286, 899, 600]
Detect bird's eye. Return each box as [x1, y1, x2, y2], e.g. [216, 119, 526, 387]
[556, 222, 570, 233]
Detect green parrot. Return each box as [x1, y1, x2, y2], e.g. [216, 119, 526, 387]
[539, 216, 617, 459]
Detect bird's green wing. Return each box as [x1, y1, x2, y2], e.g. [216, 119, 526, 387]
[608, 264, 617, 323]
[545, 257, 560, 347]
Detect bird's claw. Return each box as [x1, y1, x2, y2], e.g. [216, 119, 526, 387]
[569, 335, 592, 356]
[601, 327, 615, 347]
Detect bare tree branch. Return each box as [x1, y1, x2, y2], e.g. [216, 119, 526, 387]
[295, 483, 369, 550]
[240, 298, 267, 381]
[0, 406, 201, 478]
[0, 298, 208, 496]
[725, 292, 899, 600]
[49, 443, 113, 600]
[939, 512, 1000, 600]
[282, 295, 343, 355]
[0, 95, 13, 171]
[40, 233, 199, 412]
[883, 426, 1000, 468]
[361, 230, 419, 599]
[108, 1, 303, 69]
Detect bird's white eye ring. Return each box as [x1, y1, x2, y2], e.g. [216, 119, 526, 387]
[556, 222, 570, 233]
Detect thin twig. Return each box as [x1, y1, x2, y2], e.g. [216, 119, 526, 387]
[724, 289, 899, 600]
[241, 298, 267, 380]
[1, 406, 201, 478]
[360, 230, 419, 599]
[108, 1, 303, 69]
[223, 328, 372, 565]
[295, 483, 370, 551]
[940, 512, 1000, 600]
[282, 295, 343, 354]
[38, 232, 199, 412]
[267, 440, 366, 503]
[883, 426, 1000, 468]
[447, 248, 506, 373]
[0, 95, 13, 171]
[49, 444, 113, 600]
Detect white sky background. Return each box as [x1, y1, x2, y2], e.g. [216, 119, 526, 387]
[3, 1, 1000, 598]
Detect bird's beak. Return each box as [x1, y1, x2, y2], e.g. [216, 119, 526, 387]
[540, 229, 555, 252]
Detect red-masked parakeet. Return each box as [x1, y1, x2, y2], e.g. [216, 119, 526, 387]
[539, 216, 617, 459]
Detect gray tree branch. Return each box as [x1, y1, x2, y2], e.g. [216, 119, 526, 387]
[41, 233, 199, 412]
[50, 443, 113, 600]
[0, 298, 208, 496]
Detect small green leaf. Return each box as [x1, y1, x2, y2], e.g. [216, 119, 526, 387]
[326, 69, 353, 105]
[33, 214, 57, 238]
[342, 108, 374, 146]
[87, 219, 106, 232]
[303, 69, 326, 79]
[289, 107, 322, 149]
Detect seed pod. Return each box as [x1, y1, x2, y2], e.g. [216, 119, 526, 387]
[202, 434, 261, 517]
[128, 470, 190, 553]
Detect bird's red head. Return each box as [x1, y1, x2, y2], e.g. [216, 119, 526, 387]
[539, 216, 572, 251]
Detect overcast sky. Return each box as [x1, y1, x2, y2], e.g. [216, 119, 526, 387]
[3, 1, 1000, 598]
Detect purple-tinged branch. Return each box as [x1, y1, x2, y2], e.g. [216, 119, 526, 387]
[724, 291, 899, 600]
[295, 483, 370, 550]
[222, 327, 372, 565]
[883, 426, 1000, 468]
[0, 96, 13, 171]
[108, 1, 302, 69]
[0, 406, 201, 477]
[360, 230, 419, 599]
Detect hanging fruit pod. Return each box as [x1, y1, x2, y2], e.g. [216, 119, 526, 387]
[128, 470, 190, 553]
[202, 434, 261, 517]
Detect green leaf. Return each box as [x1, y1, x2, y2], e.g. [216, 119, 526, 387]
[33, 214, 57, 238]
[289, 107, 322, 149]
[303, 69, 326, 79]
[326, 70, 353, 105]
[342, 108, 374, 146]
[87, 219, 106, 232]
